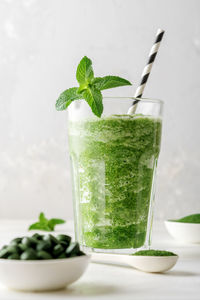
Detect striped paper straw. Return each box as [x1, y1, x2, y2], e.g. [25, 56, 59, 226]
[128, 29, 165, 115]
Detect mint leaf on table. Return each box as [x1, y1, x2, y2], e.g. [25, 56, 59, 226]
[28, 212, 66, 232]
[48, 219, 66, 231]
[55, 56, 132, 117]
[28, 222, 51, 231]
[93, 76, 131, 90]
[39, 212, 47, 223]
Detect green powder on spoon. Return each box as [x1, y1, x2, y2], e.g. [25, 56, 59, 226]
[132, 249, 177, 256]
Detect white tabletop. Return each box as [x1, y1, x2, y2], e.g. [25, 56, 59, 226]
[0, 220, 199, 300]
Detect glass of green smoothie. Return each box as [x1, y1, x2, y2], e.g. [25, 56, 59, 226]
[68, 97, 163, 254]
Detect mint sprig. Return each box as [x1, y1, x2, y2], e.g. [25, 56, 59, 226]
[28, 212, 66, 232]
[56, 56, 132, 117]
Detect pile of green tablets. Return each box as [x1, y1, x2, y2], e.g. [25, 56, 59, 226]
[0, 234, 85, 260]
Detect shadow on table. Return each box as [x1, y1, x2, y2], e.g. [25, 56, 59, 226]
[48, 282, 121, 297]
[163, 270, 199, 277]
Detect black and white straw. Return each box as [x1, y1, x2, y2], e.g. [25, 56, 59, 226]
[128, 29, 165, 114]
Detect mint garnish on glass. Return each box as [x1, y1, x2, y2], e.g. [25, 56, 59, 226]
[55, 56, 132, 117]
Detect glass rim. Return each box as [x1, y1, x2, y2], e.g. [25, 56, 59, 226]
[102, 97, 164, 105]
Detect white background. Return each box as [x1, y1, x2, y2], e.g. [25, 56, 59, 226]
[0, 0, 199, 221]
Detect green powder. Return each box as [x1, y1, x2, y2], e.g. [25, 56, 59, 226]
[132, 249, 177, 256]
[169, 214, 200, 224]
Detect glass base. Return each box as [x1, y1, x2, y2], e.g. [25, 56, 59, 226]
[81, 244, 150, 255]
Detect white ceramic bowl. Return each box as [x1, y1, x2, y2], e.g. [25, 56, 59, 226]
[0, 255, 90, 292]
[128, 255, 178, 273]
[165, 221, 200, 243]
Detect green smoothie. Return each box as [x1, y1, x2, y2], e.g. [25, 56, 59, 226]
[68, 114, 162, 249]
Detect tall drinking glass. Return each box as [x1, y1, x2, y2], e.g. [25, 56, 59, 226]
[68, 97, 163, 254]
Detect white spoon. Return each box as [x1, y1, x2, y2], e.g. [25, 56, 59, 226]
[91, 252, 178, 273]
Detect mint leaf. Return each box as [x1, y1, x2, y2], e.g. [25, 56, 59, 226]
[28, 222, 51, 232]
[48, 218, 66, 231]
[39, 212, 47, 223]
[56, 87, 83, 111]
[56, 56, 132, 117]
[76, 56, 94, 88]
[93, 76, 131, 90]
[49, 218, 66, 225]
[83, 87, 103, 117]
[28, 213, 66, 232]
